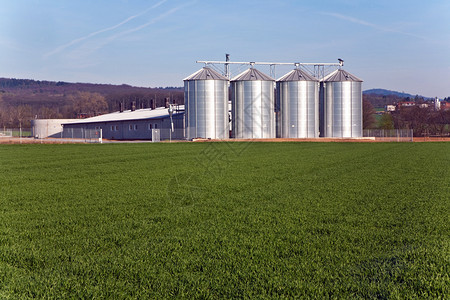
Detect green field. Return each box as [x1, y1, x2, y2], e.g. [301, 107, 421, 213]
[10, 130, 32, 138]
[0, 142, 449, 298]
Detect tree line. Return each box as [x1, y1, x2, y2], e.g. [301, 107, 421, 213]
[0, 78, 184, 128]
[363, 95, 450, 137]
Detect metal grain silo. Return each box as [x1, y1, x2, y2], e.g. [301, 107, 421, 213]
[184, 67, 229, 140]
[231, 68, 275, 139]
[276, 69, 319, 138]
[319, 69, 363, 138]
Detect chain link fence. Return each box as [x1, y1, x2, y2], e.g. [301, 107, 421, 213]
[0, 128, 32, 138]
[0, 129, 12, 138]
[363, 129, 414, 142]
[61, 128, 102, 143]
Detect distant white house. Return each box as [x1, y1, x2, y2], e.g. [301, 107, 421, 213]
[385, 105, 396, 112]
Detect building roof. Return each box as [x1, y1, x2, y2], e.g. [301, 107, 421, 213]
[277, 69, 318, 82]
[183, 67, 228, 81]
[63, 106, 185, 125]
[322, 69, 363, 82]
[231, 68, 274, 81]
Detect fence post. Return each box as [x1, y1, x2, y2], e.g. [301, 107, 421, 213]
[99, 129, 103, 144]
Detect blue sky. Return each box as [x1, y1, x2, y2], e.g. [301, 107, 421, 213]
[1, 0, 449, 97]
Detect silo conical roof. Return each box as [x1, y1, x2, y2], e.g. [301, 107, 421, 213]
[277, 69, 318, 82]
[184, 67, 228, 81]
[231, 68, 274, 81]
[322, 69, 363, 82]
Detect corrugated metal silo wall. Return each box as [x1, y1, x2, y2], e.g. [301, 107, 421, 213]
[184, 79, 229, 140]
[277, 81, 319, 138]
[275, 87, 281, 138]
[319, 83, 325, 137]
[320, 81, 362, 137]
[231, 80, 275, 139]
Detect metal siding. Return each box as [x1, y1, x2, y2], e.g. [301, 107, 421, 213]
[232, 79, 274, 139]
[231, 82, 236, 138]
[281, 83, 289, 138]
[243, 81, 254, 138]
[314, 82, 319, 137]
[341, 81, 352, 137]
[237, 81, 244, 138]
[288, 82, 297, 138]
[298, 82, 308, 138]
[332, 82, 342, 137]
[223, 81, 229, 139]
[279, 80, 318, 138]
[215, 80, 228, 139]
[351, 82, 362, 137]
[138, 120, 151, 139]
[204, 80, 215, 139]
[319, 83, 325, 137]
[252, 81, 261, 139]
[322, 78, 363, 138]
[237, 82, 244, 138]
[308, 82, 318, 137]
[255, 81, 264, 138]
[184, 79, 228, 140]
[275, 84, 281, 138]
[261, 81, 274, 138]
[197, 81, 207, 138]
[326, 82, 334, 137]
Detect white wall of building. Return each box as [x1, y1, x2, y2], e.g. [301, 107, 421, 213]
[31, 119, 77, 138]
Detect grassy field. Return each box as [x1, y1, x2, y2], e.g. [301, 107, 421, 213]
[0, 142, 448, 298]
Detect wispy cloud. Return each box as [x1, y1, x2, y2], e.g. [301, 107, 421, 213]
[44, 0, 168, 58]
[71, 1, 195, 58]
[321, 12, 426, 40]
[99, 4, 190, 46]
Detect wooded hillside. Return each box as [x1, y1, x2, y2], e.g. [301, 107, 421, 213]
[0, 78, 183, 128]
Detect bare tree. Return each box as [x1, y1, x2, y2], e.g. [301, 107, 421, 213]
[67, 92, 108, 117]
[363, 99, 376, 129]
[0, 94, 5, 128]
[38, 107, 63, 119]
[16, 105, 33, 128]
[379, 113, 394, 130]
